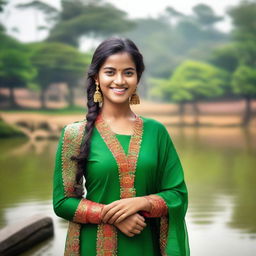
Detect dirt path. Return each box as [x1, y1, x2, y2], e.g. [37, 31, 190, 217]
[1, 99, 256, 128]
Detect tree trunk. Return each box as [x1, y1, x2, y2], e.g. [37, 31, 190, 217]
[192, 101, 200, 126]
[9, 86, 18, 108]
[67, 84, 75, 108]
[40, 88, 47, 109]
[242, 97, 251, 126]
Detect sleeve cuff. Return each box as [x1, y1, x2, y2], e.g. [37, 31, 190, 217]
[73, 199, 104, 224]
[140, 195, 168, 218]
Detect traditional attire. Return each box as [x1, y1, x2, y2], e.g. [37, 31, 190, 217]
[52, 113, 190, 256]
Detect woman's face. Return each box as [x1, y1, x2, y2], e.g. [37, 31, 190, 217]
[95, 52, 138, 105]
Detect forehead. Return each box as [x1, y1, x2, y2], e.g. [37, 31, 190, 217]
[101, 52, 136, 69]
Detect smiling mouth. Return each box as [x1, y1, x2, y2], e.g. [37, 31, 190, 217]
[109, 87, 128, 92]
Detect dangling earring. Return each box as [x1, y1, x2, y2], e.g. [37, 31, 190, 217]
[93, 82, 103, 103]
[129, 88, 140, 105]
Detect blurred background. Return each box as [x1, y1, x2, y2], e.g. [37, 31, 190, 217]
[0, 0, 255, 255]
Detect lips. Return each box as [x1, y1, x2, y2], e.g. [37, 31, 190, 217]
[110, 87, 128, 90]
[110, 87, 128, 95]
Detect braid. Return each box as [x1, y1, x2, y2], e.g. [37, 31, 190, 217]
[71, 77, 100, 197]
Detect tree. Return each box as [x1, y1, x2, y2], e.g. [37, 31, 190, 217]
[210, 44, 239, 73]
[192, 4, 223, 28]
[231, 65, 256, 125]
[227, 0, 256, 66]
[30, 42, 89, 108]
[15, 1, 59, 40]
[227, 0, 256, 41]
[150, 60, 229, 125]
[227, 0, 256, 125]
[0, 49, 36, 108]
[48, 2, 135, 47]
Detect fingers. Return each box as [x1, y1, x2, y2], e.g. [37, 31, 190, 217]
[101, 201, 120, 218]
[108, 209, 126, 224]
[102, 205, 123, 223]
[137, 214, 145, 222]
[114, 212, 130, 224]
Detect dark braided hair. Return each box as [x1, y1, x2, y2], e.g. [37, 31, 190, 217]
[71, 37, 145, 197]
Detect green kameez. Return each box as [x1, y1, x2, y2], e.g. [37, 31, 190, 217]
[53, 116, 190, 256]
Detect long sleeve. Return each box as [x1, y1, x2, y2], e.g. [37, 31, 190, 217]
[157, 123, 189, 256]
[52, 125, 104, 224]
[141, 122, 190, 256]
[140, 194, 168, 217]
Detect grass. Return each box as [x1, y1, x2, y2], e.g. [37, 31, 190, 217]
[0, 119, 28, 138]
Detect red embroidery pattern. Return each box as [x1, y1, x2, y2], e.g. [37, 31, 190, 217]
[62, 121, 86, 197]
[96, 224, 118, 256]
[64, 222, 81, 256]
[95, 113, 143, 256]
[141, 195, 168, 217]
[160, 216, 168, 256]
[62, 121, 86, 256]
[73, 199, 104, 224]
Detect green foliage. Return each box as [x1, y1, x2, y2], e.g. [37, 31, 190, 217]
[150, 60, 229, 102]
[227, 0, 256, 41]
[124, 7, 227, 80]
[0, 48, 36, 89]
[0, 33, 28, 52]
[29, 42, 88, 87]
[227, 1, 256, 68]
[231, 65, 256, 97]
[0, 0, 7, 13]
[192, 4, 223, 27]
[210, 44, 239, 73]
[0, 120, 27, 138]
[48, 2, 135, 46]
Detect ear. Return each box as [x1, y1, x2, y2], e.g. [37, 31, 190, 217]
[93, 75, 98, 84]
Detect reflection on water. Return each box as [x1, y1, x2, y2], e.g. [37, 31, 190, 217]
[0, 126, 256, 255]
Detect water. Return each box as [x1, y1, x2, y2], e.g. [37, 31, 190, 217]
[0, 126, 256, 256]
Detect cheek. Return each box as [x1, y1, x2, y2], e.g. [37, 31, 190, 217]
[100, 75, 113, 85]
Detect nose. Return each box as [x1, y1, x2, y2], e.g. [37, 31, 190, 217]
[113, 73, 125, 85]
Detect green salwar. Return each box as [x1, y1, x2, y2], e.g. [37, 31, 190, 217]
[52, 116, 190, 256]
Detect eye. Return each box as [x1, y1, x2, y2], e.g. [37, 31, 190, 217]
[125, 71, 134, 76]
[105, 70, 114, 75]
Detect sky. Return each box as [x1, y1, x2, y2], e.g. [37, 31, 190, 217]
[1, 0, 241, 49]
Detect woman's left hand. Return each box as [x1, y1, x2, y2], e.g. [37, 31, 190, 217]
[101, 197, 149, 224]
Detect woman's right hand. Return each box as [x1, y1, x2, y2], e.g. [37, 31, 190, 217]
[113, 213, 147, 237]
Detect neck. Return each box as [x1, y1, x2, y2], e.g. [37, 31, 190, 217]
[99, 101, 135, 120]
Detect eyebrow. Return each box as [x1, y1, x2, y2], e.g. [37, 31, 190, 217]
[103, 66, 136, 71]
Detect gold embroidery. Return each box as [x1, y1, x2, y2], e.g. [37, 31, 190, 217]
[95, 113, 143, 256]
[62, 121, 86, 197]
[62, 120, 86, 256]
[73, 199, 104, 224]
[64, 222, 81, 256]
[160, 216, 169, 256]
[141, 195, 168, 217]
[96, 224, 118, 256]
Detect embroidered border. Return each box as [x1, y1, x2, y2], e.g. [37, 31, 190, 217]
[62, 121, 86, 197]
[95, 113, 144, 256]
[73, 199, 104, 224]
[160, 216, 168, 256]
[62, 120, 86, 256]
[141, 195, 168, 217]
[96, 224, 118, 256]
[64, 218, 81, 256]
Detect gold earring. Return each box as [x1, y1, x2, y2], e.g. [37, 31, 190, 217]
[93, 82, 103, 103]
[129, 88, 140, 105]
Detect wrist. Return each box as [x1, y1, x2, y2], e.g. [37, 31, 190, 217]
[141, 196, 152, 212]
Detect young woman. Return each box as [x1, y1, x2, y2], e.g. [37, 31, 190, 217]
[53, 37, 190, 256]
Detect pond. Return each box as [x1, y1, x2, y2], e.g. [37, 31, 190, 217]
[0, 125, 255, 256]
